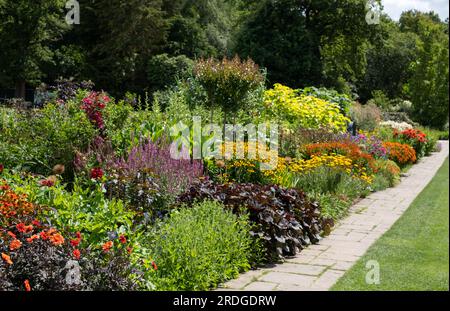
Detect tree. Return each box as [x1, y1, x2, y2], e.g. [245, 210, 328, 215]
[406, 15, 449, 128]
[73, 0, 168, 94]
[357, 16, 418, 101]
[193, 56, 264, 124]
[0, 0, 68, 98]
[234, 0, 380, 89]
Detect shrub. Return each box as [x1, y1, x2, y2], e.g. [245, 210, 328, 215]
[373, 159, 401, 188]
[265, 154, 374, 186]
[47, 79, 94, 102]
[302, 141, 375, 174]
[379, 120, 414, 131]
[280, 127, 339, 158]
[109, 141, 204, 206]
[298, 86, 353, 116]
[205, 141, 279, 185]
[350, 102, 382, 132]
[279, 165, 372, 197]
[194, 56, 264, 121]
[104, 169, 164, 219]
[147, 54, 194, 91]
[145, 201, 252, 291]
[0, 101, 97, 177]
[4, 174, 138, 248]
[177, 181, 324, 262]
[264, 84, 350, 132]
[382, 142, 417, 167]
[393, 128, 428, 158]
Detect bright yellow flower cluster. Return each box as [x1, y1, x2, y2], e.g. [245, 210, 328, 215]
[264, 84, 350, 132]
[219, 141, 278, 163]
[263, 154, 373, 184]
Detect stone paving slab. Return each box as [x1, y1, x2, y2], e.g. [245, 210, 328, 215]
[217, 141, 449, 291]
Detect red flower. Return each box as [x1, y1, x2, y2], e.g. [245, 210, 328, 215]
[39, 179, 55, 187]
[24, 279, 31, 292]
[16, 223, 33, 233]
[119, 235, 127, 244]
[39, 231, 49, 240]
[90, 168, 104, 180]
[70, 238, 80, 247]
[7, 231, 16, 239]
[73, 249, 81, 260]
[0, 164, 4, 174]
[151, 261, 158, 271]
[102, 241, 113, 252]
[76, 231, 82, 239]
[16, 223, 26, 233]
[126, 247, 133, 254]
[32, 219, 41, 227]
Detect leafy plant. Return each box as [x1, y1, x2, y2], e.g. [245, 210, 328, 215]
[298, 86, 353, 116]
[194, 56, 264, 122]
[145, 201, 253, 291]
[393, 128, 428, 158]
[264, 84, 350, 132]
[177, 181, 324, 262]
[0, 101, 97, 177]
[382, 142, 417, 167]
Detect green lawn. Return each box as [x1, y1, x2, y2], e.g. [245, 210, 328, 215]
[332, 157, 449, 291]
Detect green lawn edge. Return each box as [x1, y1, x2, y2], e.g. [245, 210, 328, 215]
[332, 157, 449, 291]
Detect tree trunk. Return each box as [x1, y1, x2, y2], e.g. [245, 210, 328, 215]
[15, 80, 26, 99]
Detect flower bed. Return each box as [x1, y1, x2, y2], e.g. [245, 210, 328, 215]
[0, 79, 441, 291]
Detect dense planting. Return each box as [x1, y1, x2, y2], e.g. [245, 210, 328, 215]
[0, 53, 445, 291]
[178, 181, 324, 262]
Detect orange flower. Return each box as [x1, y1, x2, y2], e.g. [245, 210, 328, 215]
[102, 241, 113, 252]
[7, 231, 16, 239]
[10, 239, 22, 251]
[1, 253, 13, 265]
[26, 235, 40, 243]
[24, 279, 31, 291]
[49, 233, 65, 246]
[73, 249, 81, 260]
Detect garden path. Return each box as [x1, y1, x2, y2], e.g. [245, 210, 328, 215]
[218, 141, 449, 291]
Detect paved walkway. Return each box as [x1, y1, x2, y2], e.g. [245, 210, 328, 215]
[219, 141, 449, 291]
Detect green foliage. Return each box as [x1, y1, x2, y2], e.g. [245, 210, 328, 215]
[406, 13, 449, 129]
[0, 102, 97, 176]
[145, 201, 252, 290]
[298, 86, 353, 116]
[234, 0, 379, 89]
[0, 0, 68, 95]
[3, 173, 136, 247]
[194, 56, 264, 121]
[264, 84, 350, 132]
[358, 17, 418, 102]
[373, 159, 401, 189]
[147, 54, 194, 91]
